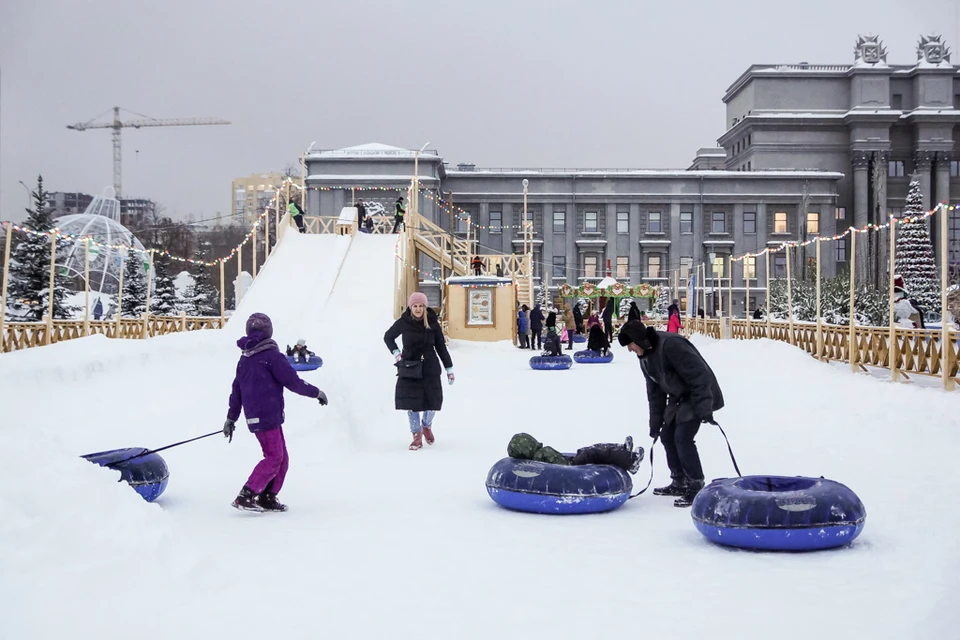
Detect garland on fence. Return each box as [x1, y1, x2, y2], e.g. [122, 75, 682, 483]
[558, 281, 659, 299]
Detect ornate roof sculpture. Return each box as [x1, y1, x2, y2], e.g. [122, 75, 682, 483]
[853, 34, 888, 66]
[917, 34, 952, 66]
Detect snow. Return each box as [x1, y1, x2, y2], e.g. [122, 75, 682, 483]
[2, 229, 960, 639]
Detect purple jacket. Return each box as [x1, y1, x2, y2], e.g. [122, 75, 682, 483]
[227, 332, 320, 432]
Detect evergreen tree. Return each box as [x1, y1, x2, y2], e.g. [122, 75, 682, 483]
[6, 175, 77, 320]
[184, 243, 219, 316]
[654, 286, 670, 317]
[618, 297, 634, 318]
[894, 179, 940, 311]
[150, 253, 178, 315]
[120, 249, 149, 318]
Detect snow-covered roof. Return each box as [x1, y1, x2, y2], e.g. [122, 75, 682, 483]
[306, 174, 438, 182]
[309, 143, 442, 160]
[597, 276, 618, 288]
[444, 168, 844, 179]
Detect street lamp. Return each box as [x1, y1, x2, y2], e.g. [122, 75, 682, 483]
[18, 180, 32, 211]
[522, 179, 529, 258]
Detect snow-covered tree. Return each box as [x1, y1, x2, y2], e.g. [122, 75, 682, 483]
[619, 297, 634, 318]
[184, 244, 219, 316]
[6, 175, 77, 320]
[654, 286, 670, 317]
[894, 179, 940, 311]
[120, 249, 148, 318]
[150, 254, 178, 315]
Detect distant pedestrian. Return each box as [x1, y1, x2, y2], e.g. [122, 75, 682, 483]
[392, 197, 406, 233]
[356, 199, 367, 227]
[93, 297, 103, 321]
[288, 199, 306, 234]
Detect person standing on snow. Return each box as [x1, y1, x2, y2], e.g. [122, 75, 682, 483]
[529, 303, 544, 350]
[602, 297, 616, 345]
[667, 306, 683, 333]
[356, 199, 367, 228]
[223, 313, 328, 512]
[93, 297, 103, 320]
[384, 292, 454, 451]
[618, 320, 724, 508]
[288, 198, 307, 234]
[392, 197, 406, 233]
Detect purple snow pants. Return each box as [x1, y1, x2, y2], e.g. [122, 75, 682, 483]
[246, 427, 289, 494]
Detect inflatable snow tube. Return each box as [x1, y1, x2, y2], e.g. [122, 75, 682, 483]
[286, 355, 323, 371]
[485, 457, 632, 515]
[573, 334, 587, 343]
[81, 447, 170, 502]
[573, 349, 614, 364]
[529, 355, 573, 370]
[691, 475, 866, 551]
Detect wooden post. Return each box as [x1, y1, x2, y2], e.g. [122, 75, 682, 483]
[849, 231, 858, 372]
[815, 237, 823, 359]
[252, 227, 258, 278]
[765, 250, 771, 339]
[941, 205, 956, 391]
[83, 237, 90, 336]
[0, 222, 12, 352]
[285, 181, 292, 230]
[717, 259, 723, 318]
[236, 243, 243, 306]
[143, 250, 154, 339]
[745, 257, 751, 338]
[180, 310, 187, 333]
[45, 231, 57, 345]
[265, 209, 271, 259]
[115, 248, 125, 339]
[701, 263, 707, 321]
[887, 220, 899, 381]
[727, 256, 733, 320]
[785, 245, 795, 345]
[351, 187, 355, 207]
[219, 260, 226, 323]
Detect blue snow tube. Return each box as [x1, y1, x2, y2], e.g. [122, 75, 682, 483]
[573, 349, 614, 364]
[529, 355, 573, 370]
[573, 334, 587, 343]
[485, 457, 632, 515]
[81, 447, 170, 502]
[286, 354, 323, 371]
[691, 475, 866, 551]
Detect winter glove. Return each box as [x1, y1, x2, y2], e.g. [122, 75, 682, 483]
[649, 422, 662, 440]
[446, 368, 455, 385]
[223, 419, 236, 443]
[316, 390, 328, 406]
[701, 413, 716, 425]
[392, 349, 402, 364]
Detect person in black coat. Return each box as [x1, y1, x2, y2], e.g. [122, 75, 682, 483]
[384, 292, 454, 451]
[602, 297, 616, 344]
[572, 303, 584, 335]
[542, 311, 562, 356]
[529, 304, 544, 350]
[586, 315, 609, 355]
[627, 301, 642, 321]
[752, 307, 763, 320]
[356, 199, 367, 227]
[618, 320, 724, 508]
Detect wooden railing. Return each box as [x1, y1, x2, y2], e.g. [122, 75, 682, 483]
[304, 215, 395, 235]
[685, 317, 959, 385]
[2, 315, 225, 353]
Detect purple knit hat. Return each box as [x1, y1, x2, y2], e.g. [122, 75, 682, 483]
[245, 312, 273, 338]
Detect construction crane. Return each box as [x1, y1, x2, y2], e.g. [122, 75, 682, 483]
[67, 106, 230, 199]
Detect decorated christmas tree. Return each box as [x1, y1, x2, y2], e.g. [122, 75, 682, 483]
[894, 179, 940, 312]
[6, 176, 77, 320]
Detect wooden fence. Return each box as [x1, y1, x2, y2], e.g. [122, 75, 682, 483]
[684, 317, 958, 387]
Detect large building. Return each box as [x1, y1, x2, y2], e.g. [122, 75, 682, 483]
[231, 173, 285, 225]
[46, 192, 94, 218]
[303, 34, 960, 315]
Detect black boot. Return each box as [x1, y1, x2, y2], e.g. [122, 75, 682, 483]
[653, 479, 686, 497]
[258, 492, 288, 512]
[628, 447, 645, 474]
[231, 486, 264, 512]
[673, 481, 705, 508]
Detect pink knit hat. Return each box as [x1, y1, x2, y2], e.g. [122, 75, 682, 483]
[408, 292, 428, 307]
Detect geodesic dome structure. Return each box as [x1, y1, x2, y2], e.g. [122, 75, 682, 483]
[55, 196, 149, 295]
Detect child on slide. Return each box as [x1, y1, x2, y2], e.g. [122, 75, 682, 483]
[224, 313, 328, 512]
[286, 339, 315, 363]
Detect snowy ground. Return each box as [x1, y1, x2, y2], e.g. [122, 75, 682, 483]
[1, 231, 959, 639]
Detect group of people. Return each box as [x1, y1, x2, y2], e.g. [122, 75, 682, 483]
[284, 196, 406, 236]
[222, 290, 721, 512]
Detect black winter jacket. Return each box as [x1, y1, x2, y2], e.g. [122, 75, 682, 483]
[530, 306, 544, 333]
[587, 325, 609, 352]
[384, 307, 453, 411]
[637, 328, 724, 432]
[542, 329, 562, 356]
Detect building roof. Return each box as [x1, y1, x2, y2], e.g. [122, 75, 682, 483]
[310, 143, 441, 159]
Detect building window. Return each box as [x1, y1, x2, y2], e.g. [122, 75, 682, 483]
[712, 256, 725, 278]
[584, 255, 598, 278]
[648, 211, 662, 233]
[552, 256, 566, 278]
[743, 211, 756, 234]
[835, 207, 846, 220]
[680, 209, 693, 234]
[888, 207, 903, 219]
[951, 161, 960, 177]
[679, 256, 693, 282]
[616, 256, 629, 279]
[584, 211, 598, 233]
[774, 255, 786, 278]
[948, 209, 959, 265]
[617, 212, 629, 234]
[888, 161, 905, 177]
[711, 212, 726, 234]
[553, 210, 565, 233]
[806, 212, 819, 235]
[891, 93, 903, 110]
[774, 211, 788, 234]
[744, 256, 756, 280]
[456, 214, 469, 234]
[647, 255, 661, 279]
[489, 210, 502, 234]
[836, 239, 847, 262]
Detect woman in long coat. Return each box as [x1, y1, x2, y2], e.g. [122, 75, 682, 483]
[384, 292, 455, 450]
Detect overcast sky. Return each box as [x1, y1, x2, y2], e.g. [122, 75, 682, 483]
[1, 0, 958, 224]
